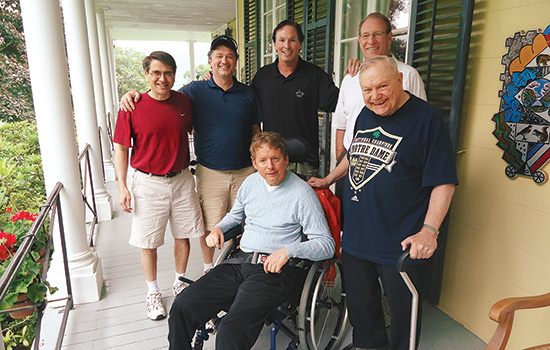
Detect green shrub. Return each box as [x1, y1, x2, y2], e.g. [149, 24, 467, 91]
[1, 312, 37, 350]
[0, 120, 48, 350]
[0, 121, 45, 212]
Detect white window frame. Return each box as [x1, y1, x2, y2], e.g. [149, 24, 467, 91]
[333, 0, 412, 83]
[261, 0, 286, 65]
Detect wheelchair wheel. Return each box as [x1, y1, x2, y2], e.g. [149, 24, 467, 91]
[192, 335, 204, 350]
[297, 258, 348, 350]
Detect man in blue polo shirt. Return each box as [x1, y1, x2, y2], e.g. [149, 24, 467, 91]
[121, 36, 261, 284]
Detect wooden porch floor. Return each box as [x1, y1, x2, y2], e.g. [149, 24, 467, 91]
[38, 180, 486, 350]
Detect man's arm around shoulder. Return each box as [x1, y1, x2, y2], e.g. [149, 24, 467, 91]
[308, 155, 349, 189]
[120, 90, 142, 112]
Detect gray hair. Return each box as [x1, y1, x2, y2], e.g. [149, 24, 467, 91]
[360, 55, 399, 76]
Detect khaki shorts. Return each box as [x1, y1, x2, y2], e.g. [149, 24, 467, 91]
[129, 169, 204, 249]
[195, 164, 256, 231]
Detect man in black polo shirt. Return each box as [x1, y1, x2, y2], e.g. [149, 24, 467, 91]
[251, 20, 339, 179]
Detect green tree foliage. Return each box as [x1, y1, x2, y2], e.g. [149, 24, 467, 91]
[0, 0, 34, 122]
[0, 121, 45, 212]
[182, 63, 211, 83]
[389, 0, 407, 29]
[391, 37, 407, 62]
[114, 46, 150, 96]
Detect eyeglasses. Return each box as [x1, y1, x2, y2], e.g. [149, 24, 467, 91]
[359, 31, 387, 40]
[148, 70, 174, 79]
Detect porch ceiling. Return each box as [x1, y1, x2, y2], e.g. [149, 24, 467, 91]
[94, 0, 235, 42]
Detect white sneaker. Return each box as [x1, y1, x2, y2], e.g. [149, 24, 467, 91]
[146, 292, 166, 320]
[173, 279, 189, 297]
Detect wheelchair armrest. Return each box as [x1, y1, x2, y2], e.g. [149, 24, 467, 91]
[223, 225, 243, 242]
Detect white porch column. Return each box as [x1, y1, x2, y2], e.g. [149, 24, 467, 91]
[20, 0, 103, 304]
[189, 41, 196, 81]
[61, 0, 113, 222]
[84, 0, 116, 181]
[106, 28, 119, 115]
[96, 9, 116, 138]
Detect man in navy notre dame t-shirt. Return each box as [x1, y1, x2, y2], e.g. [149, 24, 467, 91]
[308, 55, 458, 350]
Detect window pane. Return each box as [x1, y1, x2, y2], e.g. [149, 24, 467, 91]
[391, 33, 408, 62]
[341, 0, 364, 40]
[389, 0, 411, 62]
[389, 0, 410, 30]
[264, 13, 273, 56]
[275, 0, 285, 7]
[277, 6, 286, 24]
[339, 41, 361, 77]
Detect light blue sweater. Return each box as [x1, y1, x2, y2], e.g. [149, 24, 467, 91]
[216, 172, 335, 261]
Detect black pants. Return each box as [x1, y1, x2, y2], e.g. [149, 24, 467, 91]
[168, 263, 303, 350]
[342, 250, 428, 350]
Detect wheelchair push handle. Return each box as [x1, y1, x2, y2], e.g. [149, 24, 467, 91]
[397, 247, 411, 273]
[179, 276, 196, 285]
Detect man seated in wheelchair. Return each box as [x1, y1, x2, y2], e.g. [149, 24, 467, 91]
[168, 131, 335, 350]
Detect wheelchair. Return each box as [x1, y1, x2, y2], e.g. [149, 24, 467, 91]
[189, 226, 348, 350]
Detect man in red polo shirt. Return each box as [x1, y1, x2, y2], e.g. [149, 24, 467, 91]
[114, 51, 204, 321]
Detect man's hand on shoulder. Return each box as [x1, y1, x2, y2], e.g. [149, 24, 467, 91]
[264, 247, 289, 274]
[120, 90, 141, 112]
[203, 70, 213, 81]
[308, 157, 348, 189]
[307, 176, 329, 189]
[206, 226, 225, 249]
[344, 58, 362, 77]
[401, 228, 438, 260]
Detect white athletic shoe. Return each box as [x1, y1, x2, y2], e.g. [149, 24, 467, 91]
[146, 292, 166, 320]
[173, 279, 189, 297]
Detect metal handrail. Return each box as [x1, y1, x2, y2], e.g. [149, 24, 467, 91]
[77, 143, 98, 247]
[0, 182, 74, 350]
[106, 112, 115, 153]
[97, 126, 106, 181]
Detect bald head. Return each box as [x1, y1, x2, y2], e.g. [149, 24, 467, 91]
[358, 56, 409, 116]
